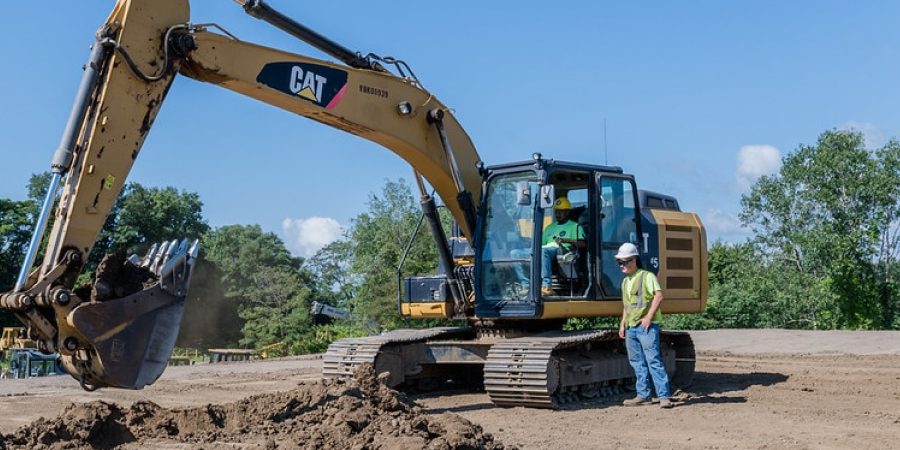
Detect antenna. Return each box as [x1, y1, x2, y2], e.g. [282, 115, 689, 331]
[603, 118, 608, 165]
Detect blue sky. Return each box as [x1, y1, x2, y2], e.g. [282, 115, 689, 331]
[1, 1, 898, 257]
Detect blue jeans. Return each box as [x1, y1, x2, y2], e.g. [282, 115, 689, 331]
[509, 248, 531, 285]
[625, 323, 670, 400]
[539, 246, 557, 286]
[509, 246, 558, 287]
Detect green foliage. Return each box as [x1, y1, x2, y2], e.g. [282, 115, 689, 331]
[345, 186, 415, 328]
[669, 130, 900, 331]
[564, 317, 619, 331]
[310, 179, 449, 330]
[236, 266, 311, 348]
[0, 173, 53, 291]
[26, 172, 53, 203]
[0, 198, 35, 293]
[0, 175, 325, 352]
[739, 130, 899, 329]
[0, 175, 45, 327]
[202, 225, 314, 350]
[671, 260, 838, 330]
[306, 239, 354, 305]
[203, 225, 302, 298]
[87, 183, 209, 272]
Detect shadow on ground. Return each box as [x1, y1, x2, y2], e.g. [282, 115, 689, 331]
[416, 371, 789, 413]
[689, 371, 789, 394]
[420, 399, 496, 414]
[677, 371, 789, 406]
[411, 386, 496, 414]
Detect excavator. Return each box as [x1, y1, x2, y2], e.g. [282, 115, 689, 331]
[0, 0, 707, 408]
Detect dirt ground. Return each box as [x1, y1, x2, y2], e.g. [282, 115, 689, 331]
[1, 330, 899, 449]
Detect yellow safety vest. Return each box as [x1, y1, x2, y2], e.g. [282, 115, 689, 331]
[621, 269, 662, 327]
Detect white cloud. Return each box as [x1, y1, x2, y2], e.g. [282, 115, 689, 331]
[736, 145, 781, 190]
[704, 208, 748, 242]
[281, 216, 344, 258]
[839, 121, 886, 149]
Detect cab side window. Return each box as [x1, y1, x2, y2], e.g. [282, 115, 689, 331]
[599, 177, 638, 297]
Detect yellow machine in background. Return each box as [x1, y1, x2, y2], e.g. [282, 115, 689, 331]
[259, 342, 286, 359]
[0, 0, 705, 407]
[0, 327, 35, 358]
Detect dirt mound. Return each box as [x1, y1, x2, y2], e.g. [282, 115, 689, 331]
[0, 364, 511, 450]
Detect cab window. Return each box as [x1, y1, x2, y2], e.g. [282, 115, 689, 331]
[479, 172, 539, 302]
[598, 177, 639, 297]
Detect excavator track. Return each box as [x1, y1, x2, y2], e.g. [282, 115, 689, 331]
[484, 330, 695, 408]
[322, 327, 474, 385]
[325, 326, 696, 408]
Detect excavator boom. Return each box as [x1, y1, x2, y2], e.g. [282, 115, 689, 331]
[178, 28, 482, 236]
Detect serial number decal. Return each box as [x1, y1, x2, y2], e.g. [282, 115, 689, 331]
[359, 84, 389, 98]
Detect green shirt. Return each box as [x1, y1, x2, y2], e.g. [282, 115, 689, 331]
[621, 269, 663, 327]
[542, 219, 584, 250]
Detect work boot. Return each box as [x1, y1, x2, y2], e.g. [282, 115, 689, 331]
[622, 397, 652, 406]
[659, 398, 674, 409]
[541, 285, 556, 296]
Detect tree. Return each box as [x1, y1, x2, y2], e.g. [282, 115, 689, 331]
[306, 239, 355, 306]
[26, 172, 53, 204]
[343, 179, 445, 329]
[202, 225, 313, 349]
[0, 199, 36, 327]
[0, 172, 56, 289]
[740, 130, 900, 329]
[875, 141, 900, 328]
[203, 225, 302, 298]
[0, 174, 48, 327]
[237, 266, 311, 348]
[0, 199, 35, 292]
[89, 183, 209, 266]
[304, 179, 458, 331]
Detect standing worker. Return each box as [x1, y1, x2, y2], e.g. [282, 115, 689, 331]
[616, 242, 673, 409]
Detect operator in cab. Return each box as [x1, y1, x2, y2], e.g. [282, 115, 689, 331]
[540, 197, 585, 295]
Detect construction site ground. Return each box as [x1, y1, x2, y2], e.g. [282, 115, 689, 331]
[1, 329, 899, 449]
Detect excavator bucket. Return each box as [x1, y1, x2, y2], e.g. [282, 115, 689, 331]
[62, 240, 199, 390]
[68, 287, 186, 389]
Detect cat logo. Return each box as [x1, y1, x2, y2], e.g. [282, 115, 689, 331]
[289, 66, 326, 103]
[256, 62, 349, 109]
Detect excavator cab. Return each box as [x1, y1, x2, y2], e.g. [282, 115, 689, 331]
[474, 157, 656, 318]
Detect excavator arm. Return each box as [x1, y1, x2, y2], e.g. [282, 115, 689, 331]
[0, 0, 481, 390]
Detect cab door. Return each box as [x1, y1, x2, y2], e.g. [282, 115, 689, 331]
[474, 171, 541, 318]
[597, 175, 641, 297]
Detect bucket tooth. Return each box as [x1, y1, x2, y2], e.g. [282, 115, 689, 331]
[149, 241, 170, 273]
[140, 243, 158, 267]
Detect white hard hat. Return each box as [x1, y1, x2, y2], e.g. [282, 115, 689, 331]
[615, 243, 640, 260]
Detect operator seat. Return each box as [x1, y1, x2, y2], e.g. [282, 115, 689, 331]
[555, 206, 588, 295]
